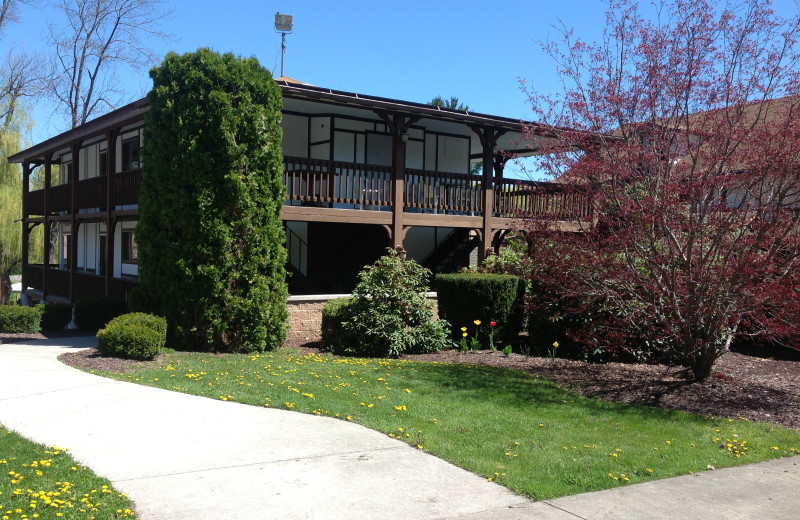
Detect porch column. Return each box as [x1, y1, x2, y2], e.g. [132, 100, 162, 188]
[104, 129, 118, 295]
[21, 162, 30, 298]
[69, 141, 81, 303]
[391, 119, 406, 249]
[471, 126, 507, 263]
[376, 111, 420, 249]
[42, 155, 51, 301]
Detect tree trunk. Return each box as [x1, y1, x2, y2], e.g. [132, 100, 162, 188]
[690, 348, 717, 381]
[0, 272, 11, 305]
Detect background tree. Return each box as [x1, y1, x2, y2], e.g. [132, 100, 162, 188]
[0, 0, 41, 304]
[46, 0, 169, 128]
[429, 95, 468, 112]
[134, 48, 288, 352]
[520, 0, 800, 380]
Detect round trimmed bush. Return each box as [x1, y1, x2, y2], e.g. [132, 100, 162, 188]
[0, 305, 41, 333]
[40, 303, 73, 330]
[97, 313, 167, 360]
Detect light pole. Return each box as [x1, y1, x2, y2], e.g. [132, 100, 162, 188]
[275, 13, 293, 78]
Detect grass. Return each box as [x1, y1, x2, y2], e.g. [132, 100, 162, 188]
[91, 349, 800, 500]
[0, 424, 135, 520]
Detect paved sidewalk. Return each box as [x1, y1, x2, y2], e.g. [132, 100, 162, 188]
[0, 338, 798, 519]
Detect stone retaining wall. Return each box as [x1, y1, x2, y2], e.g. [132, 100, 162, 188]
[286, 293, 438, 344]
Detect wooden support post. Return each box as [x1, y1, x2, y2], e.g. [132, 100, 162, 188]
[375, 110, 419, 249]
[69, 142, 80, 303]
[42, 155, 51, 301]
[391, 116, 407, 250]
[104, 129, 118, 295]
[470, 126, 506, 263]
[21, 162, 30, 298]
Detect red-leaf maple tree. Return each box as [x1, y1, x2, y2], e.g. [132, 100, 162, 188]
[519, 0, 800, 380]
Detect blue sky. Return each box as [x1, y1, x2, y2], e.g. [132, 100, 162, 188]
[5, 0, 800, 151]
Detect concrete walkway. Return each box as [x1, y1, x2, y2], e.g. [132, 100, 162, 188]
[0, 338, 798, 519]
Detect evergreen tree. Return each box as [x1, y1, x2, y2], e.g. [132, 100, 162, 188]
[135, 49, 288, 352]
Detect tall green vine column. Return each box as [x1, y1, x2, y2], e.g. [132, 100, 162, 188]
[135, 48, 288, 352]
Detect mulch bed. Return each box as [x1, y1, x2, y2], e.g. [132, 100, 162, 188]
[8, 331, 798, 430]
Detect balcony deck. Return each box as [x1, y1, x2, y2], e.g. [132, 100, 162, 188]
[24, 156, 592, 229]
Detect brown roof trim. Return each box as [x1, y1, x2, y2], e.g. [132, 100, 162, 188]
[10, 80, 594, 164]
[8, 98, 150, 164]
[278, 80, 533, 131]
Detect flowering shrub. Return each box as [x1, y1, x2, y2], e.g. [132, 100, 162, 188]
[328, 249, 453, 357]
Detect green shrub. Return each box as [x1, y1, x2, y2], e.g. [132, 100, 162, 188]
[0, 305, 41, 333]
[436, 273, 525, 345]
[73, 296, 128, 331]
[320, 297, 354, 349]
[40, 303, 72, 330]
[329, 249, 453, 357]
[136, 49, 288, 352]
[97, 313, 167, 360]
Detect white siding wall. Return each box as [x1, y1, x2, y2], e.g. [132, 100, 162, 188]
[282, 114, 308, 157]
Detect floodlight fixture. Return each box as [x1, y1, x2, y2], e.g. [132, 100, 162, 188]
[274, 13, 293, 33]
[275, 13, 294, 77]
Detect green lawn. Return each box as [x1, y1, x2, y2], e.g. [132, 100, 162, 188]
[0, 424, 135, 520]
[94, 349, 800, 500]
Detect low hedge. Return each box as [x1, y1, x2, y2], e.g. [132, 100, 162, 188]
[40, 303, 73, 330]
[320, 297, 354, 350]
[97, 312, 167, 360]
[74, 296, 128, 330]
[436, 273, 525, 344]
[0, 305, 41, 333]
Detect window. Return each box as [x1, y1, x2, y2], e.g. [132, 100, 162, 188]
[121, 231, 138, 264]
[61, 234, 71, 269]
[121, 137, 140, 171]
[60, 160, 72, 184]
[99, 150, 108, 176]
[98, 235, 107, 275]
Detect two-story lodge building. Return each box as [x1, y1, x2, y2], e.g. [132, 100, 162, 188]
[8, 78, 593, 304]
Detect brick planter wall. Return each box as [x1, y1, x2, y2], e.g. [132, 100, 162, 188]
[286, 293, 438, 344]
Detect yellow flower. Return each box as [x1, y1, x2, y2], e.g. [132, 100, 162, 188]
[460, 326, 467, 332]
[462, 332, 468, 337]
[474, 320, 481, 326]
[553, 341, 559, 348]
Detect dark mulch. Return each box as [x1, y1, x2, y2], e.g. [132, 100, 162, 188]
[32, 334, 800, 431]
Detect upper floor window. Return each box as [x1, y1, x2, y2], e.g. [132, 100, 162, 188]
[121, 137, 140, 171]
[60, 160, 72, 184]
[99, 150, 108, 176]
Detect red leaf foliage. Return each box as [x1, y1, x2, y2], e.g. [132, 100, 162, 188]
[517, 0, 800, 380]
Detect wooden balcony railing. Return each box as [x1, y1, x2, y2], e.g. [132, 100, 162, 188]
[23, 263, 138, 302]
[76, 175, 106, 209]
[24, 159, 590, 222]
[405, 168, 483, 214]
[114, 169, 141, 206]
[284, 156, 392, 207]
[494, 180, 594, 221]
[24, 169, 142, 216]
